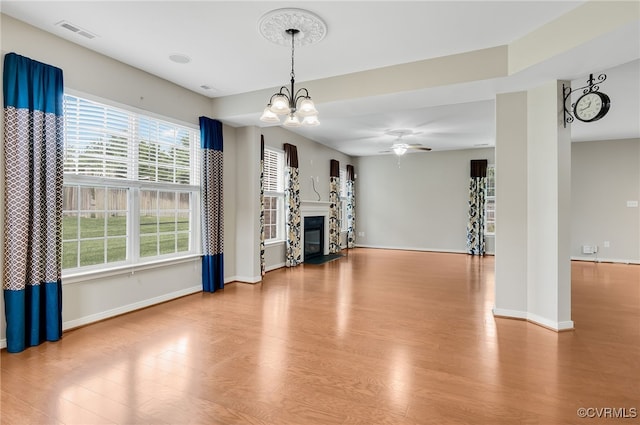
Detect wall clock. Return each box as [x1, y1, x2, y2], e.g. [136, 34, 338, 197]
[573, 91, 610, 123]
[562, 73, 610, 127]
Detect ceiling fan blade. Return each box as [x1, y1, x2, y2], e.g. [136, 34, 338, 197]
[407, 146, 432, 151]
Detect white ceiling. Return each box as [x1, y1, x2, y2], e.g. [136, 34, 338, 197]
[2, 1, 639, 156]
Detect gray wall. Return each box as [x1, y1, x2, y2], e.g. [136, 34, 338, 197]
[355, 139, 640, 264]
[355, 148, 495, 253]
[571, 138, 640, 263]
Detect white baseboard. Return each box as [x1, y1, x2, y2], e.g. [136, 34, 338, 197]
[229, 275, 262, 284]
[556, 320, 575, 331]
[493, 307, 574, 331]
[355, 244, 468, 254]
[492, 307, 527, 320]
[63, 285, 202, 331]
[0, 279, 245, 350]
[266, 262, 285, 272]
[571, 256, 639, 265]
[527, 313, 574, 331]
[355, 244, 497, 255]
[1, 285, 205, 349]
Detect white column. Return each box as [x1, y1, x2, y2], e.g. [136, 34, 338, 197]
[526, 80, 573, 330]
[493, 81, 573, 331]
[234, 126, 262, 283]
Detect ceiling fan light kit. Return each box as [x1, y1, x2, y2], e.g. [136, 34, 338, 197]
[259, 9, 326, 127]
[392, 144, 409, 156]
[382, 129, 432, 156]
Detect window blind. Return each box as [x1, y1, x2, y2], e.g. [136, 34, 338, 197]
[63, 95, 199, 185]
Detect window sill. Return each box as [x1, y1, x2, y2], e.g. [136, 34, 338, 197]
[62, 254, 201, 285]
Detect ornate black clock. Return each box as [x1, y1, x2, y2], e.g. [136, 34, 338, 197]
[573, 91, 610, 122]
[562, 73, 611, 126]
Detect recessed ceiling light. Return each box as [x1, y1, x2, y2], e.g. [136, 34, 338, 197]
[169, 54, 191, 64]
[200, 84, 215, 91]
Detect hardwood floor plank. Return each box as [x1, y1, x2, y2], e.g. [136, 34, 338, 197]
[2, 249, 638, 424]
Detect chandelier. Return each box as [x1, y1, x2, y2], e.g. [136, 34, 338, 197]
[258, 8, 326, 127]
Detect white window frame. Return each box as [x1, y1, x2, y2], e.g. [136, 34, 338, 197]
[263, 147, 285, 244]
[339, 168, 348, 233]
[62, 92, 201, 278]
[485, 164, 496, 236]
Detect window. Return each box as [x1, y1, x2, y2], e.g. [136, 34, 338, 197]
[339, 168, 348, 232]
[263, 148, 284, 243]
[485, 165, 496, 235]
[62, 94, 200, 273]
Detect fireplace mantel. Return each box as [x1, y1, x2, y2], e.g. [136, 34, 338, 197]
[300, 200, 331, 258]
[301, 200, 331, 214]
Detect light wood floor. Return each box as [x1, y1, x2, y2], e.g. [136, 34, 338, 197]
[2, 249, 639, 424]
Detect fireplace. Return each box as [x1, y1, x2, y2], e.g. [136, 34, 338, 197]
[304, 216, 324, 260]
[301, 200, 330, 261]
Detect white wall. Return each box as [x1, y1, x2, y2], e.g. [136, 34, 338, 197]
[234, 126, 261, 282]
[0, 15, 238, 346]
[571, 138, 640, 263]
[261, 126, 354, 270]
[355, 148, 495, 253]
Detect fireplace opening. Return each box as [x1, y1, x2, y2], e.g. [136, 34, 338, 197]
[304, 216, 324, 261]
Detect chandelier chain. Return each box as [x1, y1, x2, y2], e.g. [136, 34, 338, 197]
[290, 30, 296, 81]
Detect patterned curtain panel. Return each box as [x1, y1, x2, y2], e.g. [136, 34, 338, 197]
[329, 159, 341, 254]
[3, 53, 64, 353]
[199, 117, 224, 292]
[467, 159, 488, 255]
[259, 135, 266, 276]
[346, 165, 356, 249]
[283, 143, 301, 267]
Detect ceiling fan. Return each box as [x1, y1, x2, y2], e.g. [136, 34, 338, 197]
[379, 129, 432, 156]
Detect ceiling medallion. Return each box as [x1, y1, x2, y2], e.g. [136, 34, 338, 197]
[258, 8, 327, 47]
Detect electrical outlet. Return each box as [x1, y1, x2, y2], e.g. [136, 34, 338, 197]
[604, 241, 610, 248]
[582, 245, 595, 254]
